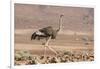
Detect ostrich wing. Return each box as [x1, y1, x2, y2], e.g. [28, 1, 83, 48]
[39, 26, 53, 35]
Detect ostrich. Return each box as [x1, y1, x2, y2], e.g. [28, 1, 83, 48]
[31, 15, 64, 56]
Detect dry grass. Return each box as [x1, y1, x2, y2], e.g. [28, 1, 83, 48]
[15, 50, 94, 65]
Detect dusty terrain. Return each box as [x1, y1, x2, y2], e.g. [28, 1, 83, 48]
[14, 29, 94, 65]
[14, 4, 94, 65]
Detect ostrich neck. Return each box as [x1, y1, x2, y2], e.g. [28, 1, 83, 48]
[57, 16, 63, 32]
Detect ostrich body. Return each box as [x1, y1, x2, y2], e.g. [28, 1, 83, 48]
[31, 15, 64, 56]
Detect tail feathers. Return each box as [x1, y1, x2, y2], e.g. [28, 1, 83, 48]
[31, 32, 36, 40]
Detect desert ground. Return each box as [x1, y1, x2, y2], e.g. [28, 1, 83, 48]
[14, 4, 94, 65]
[14, 29, 94, 65]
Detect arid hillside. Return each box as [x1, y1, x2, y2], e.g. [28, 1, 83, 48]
[15, 3, 94, 33]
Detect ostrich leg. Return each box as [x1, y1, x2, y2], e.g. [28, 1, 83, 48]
[43, 36, 50, 56]
[44, 36, 58, 56]
[43, 37, 50, 57]
[47, 45, 58, 55]
[44, 45, 47, 57]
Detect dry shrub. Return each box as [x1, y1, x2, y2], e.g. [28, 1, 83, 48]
[15, 50, 94, 65]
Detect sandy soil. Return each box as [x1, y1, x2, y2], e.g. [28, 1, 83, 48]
[14, 29, 94, 56]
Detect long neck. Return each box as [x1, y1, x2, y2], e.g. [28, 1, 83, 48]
[57, 15, 63, 32]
